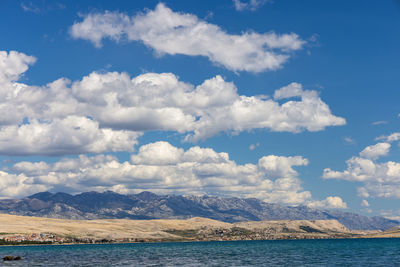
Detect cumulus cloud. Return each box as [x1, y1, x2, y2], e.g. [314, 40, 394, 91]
[0, 50, 36, 83]
[0, 116, 141, 156]
[258, 155, 309, 179]
[70, 11, 131, 48]
[307, 196, 348, 209]
[70, 3, 305, 72]
[359, 142, 390, 160]
[184, 81, 345, 141]
[323, 156, 398, 182]
[323, 137, 400, 199]
[0, 51, 143, 155]
[0, 50, 345, 155]
[361, 199, 369, 207]
[2, 141, 343, 207]
[0, 171, 49, 199]
[71, 74, 346, 141]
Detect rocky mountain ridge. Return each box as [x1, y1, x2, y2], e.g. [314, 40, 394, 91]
[0, 191, 397, 230]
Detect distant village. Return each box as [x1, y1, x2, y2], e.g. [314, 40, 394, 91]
[0, 233, 137, 245]
[1, 233, 67, 244]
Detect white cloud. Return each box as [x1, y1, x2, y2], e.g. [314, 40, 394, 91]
[258, 155, 308, 179]
[0, 171, 49, 199]
[307, 196, 348, 209]
[344, 137, 355, 144]
[323, 156, 392, 182]
[273, 82, 304, 100]
[372, 120, 388, 126]
[359, 142, 390, 160]
[359, 183, 400, 199]
[233, 0, 270, 11]
[70, 3, 305, 73]
[376, 132, 400, 143]
[361, 199, 369, 207]
[0, 50, 36, 84]
[323, 137, 400, 199]
[3, 141, 340, 207]
[70, 11, 131, 48]
[0, 116, 141, 156]
[184, 81, 345, 141]
[0, 50, 345, 155]
[130, 141, 184, 165]
[59, 72, 346, 142]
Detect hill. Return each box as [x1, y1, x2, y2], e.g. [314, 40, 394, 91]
[0, 214, 355, 243]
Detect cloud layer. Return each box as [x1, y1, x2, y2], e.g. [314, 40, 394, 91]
[0, 50, 345, 155]
[323, 135, 400, 199]
[0, 51, 142, 155]
[3, 141, 346, 209]
[0, 116, 141, 156]
[70, 3, 305, 73]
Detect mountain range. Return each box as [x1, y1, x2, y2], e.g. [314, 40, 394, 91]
[0, 191, 397, 231]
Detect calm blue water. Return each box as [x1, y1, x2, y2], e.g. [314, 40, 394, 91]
[0, 238, 399, 266]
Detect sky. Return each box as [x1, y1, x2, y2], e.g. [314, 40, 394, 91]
[0, 0, 400, 219]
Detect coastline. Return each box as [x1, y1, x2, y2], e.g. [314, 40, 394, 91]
[2, 235, 400, 248]
[0, 213, 398, 246]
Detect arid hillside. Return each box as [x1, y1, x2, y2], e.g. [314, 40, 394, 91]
[0, 214, 367, 244]
[364, 226, 400, 238]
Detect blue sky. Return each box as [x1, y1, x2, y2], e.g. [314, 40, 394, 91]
[0, 0, 400, 219]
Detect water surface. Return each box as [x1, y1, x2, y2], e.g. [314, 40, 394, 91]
[0, 238, 399, 266]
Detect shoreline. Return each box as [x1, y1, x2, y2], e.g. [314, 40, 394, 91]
[0, 214, 398, 246]
[1, 233, 400, 247]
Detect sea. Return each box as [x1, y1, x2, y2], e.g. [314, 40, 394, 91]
[0, 238, 399, 266]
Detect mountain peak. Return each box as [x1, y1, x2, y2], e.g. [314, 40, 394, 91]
[27, 191, 54, 201]
[135, 191, 160, 201]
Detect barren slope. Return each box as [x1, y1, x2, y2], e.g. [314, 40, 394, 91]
[0, 214, 358, 242]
